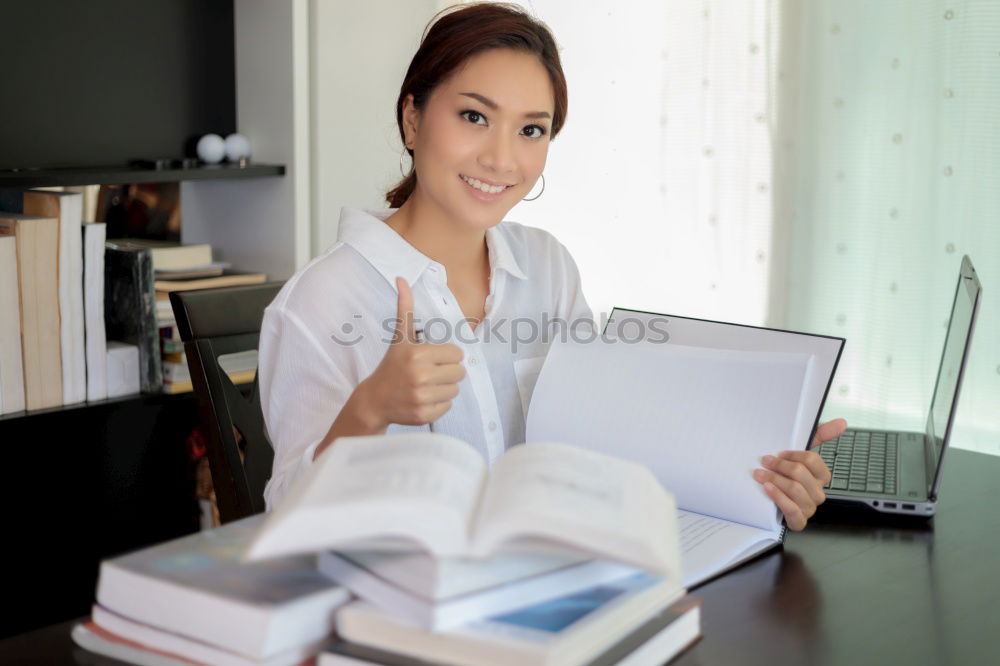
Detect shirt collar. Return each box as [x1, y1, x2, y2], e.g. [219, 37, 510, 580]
[337, 207, 431, 290]
[337, 207, 528, 290]
[486, 223, 528, 281]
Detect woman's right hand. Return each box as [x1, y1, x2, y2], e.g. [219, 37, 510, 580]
[360, 277, 466, 428]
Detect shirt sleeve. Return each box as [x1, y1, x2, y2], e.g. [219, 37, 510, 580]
[257, 305, 355, 511]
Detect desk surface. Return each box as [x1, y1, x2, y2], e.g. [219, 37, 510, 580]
[3, 448, 999, 666]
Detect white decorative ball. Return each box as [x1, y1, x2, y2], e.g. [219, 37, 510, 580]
[224, 133, 252, 162]
[196, 134, 226, 164]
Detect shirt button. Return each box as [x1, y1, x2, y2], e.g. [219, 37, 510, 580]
[469, 357, 478, 366]
[488, 421, 497, 432]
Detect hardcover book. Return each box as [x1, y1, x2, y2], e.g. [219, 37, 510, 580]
[95, 514, 350, 660]
[104, 241, 161, 392]
[0, 213, 62, 410]
[329, 573, 699, 666]
[527, 309, 844, 587]
[23, 190, 87, 405]
[245, 434, 683, 581]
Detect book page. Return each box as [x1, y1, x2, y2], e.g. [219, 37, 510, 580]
[526, 338, 810, 531]
[606, 308, 843, 453]
[469, 442, 682, 580]
[677, 510, 780, 588]
[245, 433, 486, 561]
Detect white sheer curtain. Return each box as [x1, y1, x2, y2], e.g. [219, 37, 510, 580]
[778, 0, 999, 456]
[508, 0, 779, 326]
[453, 0, 998, 457]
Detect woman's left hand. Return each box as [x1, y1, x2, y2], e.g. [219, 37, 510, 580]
[753, 418, 848, 531]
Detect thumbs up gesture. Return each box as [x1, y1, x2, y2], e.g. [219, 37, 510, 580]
[363, 277, 466, 427]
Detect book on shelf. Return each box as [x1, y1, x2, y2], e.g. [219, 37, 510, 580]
[83, 221, 108, 401]
[328, 573, 700, 666]
[156, 261, 231, 280]
[0, 212, 62, 411]
[318, 550, 638, 631]
[107, 237, 213, 272]
[105, 241, 162, 392]
[106, 341, 140, 399]
[525, 311, 843, 587]
[245, 433, 683, 582]
[161, 349, 258, 394]
[154, 270, 268, 292]
[23, 189, 87, 405]
[160, 323, 184, 354]
[0, 236, 26, 414]
[94, 513, 350, 661]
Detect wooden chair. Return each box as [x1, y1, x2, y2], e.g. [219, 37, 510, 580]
[169, 282, 284, 523]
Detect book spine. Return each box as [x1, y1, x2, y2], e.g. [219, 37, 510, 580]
[84, 223, 108, 401]
[0, 236, 26, 414]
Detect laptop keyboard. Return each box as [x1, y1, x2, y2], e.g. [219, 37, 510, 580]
[818, 431, 898, 494]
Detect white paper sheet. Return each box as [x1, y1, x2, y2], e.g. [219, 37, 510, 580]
[606, 308, 844, 452]
[525, 338, 811, 531]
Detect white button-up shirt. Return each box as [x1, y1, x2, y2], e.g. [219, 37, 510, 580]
[258, 206, 594, 510]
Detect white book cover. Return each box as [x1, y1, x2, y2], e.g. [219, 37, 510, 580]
[83, 222, 108, 401]
[0, 236, 25, 414]
[245, 436, 682, 583]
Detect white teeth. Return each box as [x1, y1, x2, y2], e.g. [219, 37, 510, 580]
[462, 175, 508, 194]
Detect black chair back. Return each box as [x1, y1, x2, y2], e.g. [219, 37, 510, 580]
[169, 282, 284, 523]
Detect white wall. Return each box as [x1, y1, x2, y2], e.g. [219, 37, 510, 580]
[182, 0, 311, 282]
[309, 0, 441, 256]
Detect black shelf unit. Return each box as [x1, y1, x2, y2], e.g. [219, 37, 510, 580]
[0, 163, 286, 189]
[2, 390, 202, 638]
[0, 389, 192, 422]
[0, 0, 291, 637]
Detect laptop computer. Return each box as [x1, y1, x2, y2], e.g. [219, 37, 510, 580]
[819, 255, 982, 516]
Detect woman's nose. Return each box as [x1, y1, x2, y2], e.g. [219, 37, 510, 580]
[478, 132, 516, 174]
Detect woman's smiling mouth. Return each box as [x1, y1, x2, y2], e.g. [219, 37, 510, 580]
[460, 174, 513, 195]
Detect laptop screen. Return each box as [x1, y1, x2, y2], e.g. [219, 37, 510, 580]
[925, 256, 981, 490]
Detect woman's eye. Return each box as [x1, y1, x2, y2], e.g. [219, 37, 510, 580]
[522, 125, 548, 139]
[461, 110, 487, 125]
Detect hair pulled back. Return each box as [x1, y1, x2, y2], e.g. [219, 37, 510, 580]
[385, 2, 568, 208]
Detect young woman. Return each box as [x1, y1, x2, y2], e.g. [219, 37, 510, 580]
[258, 2, 845, 529]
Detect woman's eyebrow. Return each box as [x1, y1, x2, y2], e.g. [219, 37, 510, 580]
[459, 92, 551, 119]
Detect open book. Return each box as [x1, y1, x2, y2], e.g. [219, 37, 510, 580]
[246, 435, 683, 581]
[524, 308, 844, 587]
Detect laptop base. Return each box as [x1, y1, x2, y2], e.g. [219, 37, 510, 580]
[821, 428, 935, 516]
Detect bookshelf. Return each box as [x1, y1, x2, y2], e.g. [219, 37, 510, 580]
[0, 0, 310, 638]
[0, 164, 285, 189]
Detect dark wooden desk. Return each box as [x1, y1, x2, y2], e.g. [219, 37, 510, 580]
[2, 448, 998, 666]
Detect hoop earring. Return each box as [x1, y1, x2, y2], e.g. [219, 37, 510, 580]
[399, 147, 413, 178]
[523, 173, 545, 201]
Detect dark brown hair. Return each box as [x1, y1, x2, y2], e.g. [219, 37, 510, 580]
[385, 2, 568, 208]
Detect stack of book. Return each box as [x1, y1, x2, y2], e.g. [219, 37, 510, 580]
[74, 514, 351, 666]
[74, 434, 702, 666]
[104, 238, 267, 394]
[0, 186, 271, 411]
[247, 433, 704, 666]
[1, 190, 107, 412]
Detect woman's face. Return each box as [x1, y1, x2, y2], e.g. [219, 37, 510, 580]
[403, 48, 554, 230]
